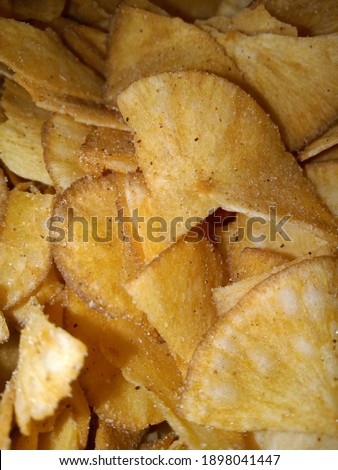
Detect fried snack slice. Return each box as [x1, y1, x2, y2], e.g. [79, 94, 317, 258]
[0, 330, 19, 393]
[39, 382, 90, 450]
[126, 239, 224, 367]
[15, 307, 87, 435]
[51, 18, 107, 77]
[0, 79, 52, 185]
[252, 0, 338, 36]
[118, 71, 337, 244]
[106, 5, 241, 104]
[0, 19, 104, 104]
[95, 420, 142, 450]
[79, 127, 137, 177]
[53, 174, 143, 317]
[235, 247, 292, 281]
[197, 5, 297, 36]
[65, 0, 112, 31]
[0, 189, 54, 310]
[181, 257, 338, 435]
[253, 430, 338, 450]
[299, 123, 338, 163]
[0, 310, 9, 344]
[0, 168, 8, 228]
[305, 161, 338, 217]
[42, 114, 88, 192]
[220, 32, 338, 151]
[12, 0, 66, 22]
[313, 145, 338, 164]
[0, 378, 15, 449]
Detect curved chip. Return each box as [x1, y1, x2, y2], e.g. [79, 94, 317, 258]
[298, 123, 338, 163]
[181, 257, 338, 435]
[305, 160, 338, 217]
[15, 307, 87, 435]
[42, 114, 88, 192]
[106, 5, 241, 103]
[0, 189, 54, 310]
[219, 32, 338, 151]
[117, 71, 337, 246]
[0, 79, 52, 185]
[52, 174, 142, 318]
[0, 378, 15, 450]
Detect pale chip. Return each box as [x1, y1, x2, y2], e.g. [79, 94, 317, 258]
[0, 378, 15, 450]
[15, 307, 87, 435]
[254, 430, 338, 450]
[305, 160, 338, 217]
[299, 123, 338, 163]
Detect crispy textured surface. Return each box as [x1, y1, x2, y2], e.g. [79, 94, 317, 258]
[299, 123, 338, 162]
[181, 257, 338, 435]
[0, 190, 54, 310]
[126, 239, 224, 366]
[15, 308, 86, 435]
[305, 161, 338, 217]
[0, 79, 52, 185]
[118, 71, 337, 244]
[42, 114, 88, 192]
[79, 127, 137, 176]
[220, 32, 338, 151]
[106, 5, 241, 103]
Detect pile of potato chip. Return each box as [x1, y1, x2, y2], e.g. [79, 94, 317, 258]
[0, 0, 337, 451]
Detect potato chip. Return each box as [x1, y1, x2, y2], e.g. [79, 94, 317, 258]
[9, 296, 47, 330]
[197, 5, 297, 36]
[106, 5, 241, 104]
[217, 0, 252, 17]
[39, 382, 90, 450]
[65, 0, 112, 31]
[253, 430, 338, 450]
[0, 167, 8, 228]
[95, 420, 142, 450]
[79, 127, 137, 177]
[298, 123, 338, 163]
[252, 0, 338, 35]
[219, 32, 338, 151]
[234, 247, 292, 281]
[126, 239, 225, 368]
[0, 79, 52, 185]
[42, 114, 88, 192]
[117, 71, 337, 245]
[51, 18, 107, 77]
[0, 189, 54, 310]
[313, 145, 338, 164]
[181, 257, 338, 435]
[305, 161, 338, 217]
[15, 306, 87, 435]
[12, 0, 66, 22]
[0, 378, 15, 450]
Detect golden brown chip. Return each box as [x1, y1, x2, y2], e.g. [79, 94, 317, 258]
[0, 330, 19, 393]
[39, 382, 90, 450]
[235, 247, 292, 281]
[252, 0, 338, 35]
[0, 79, 52, 185]
[65, 0, 112, 31]
[15, 306, 87, 435]
[126, 239, 225, 368]
[0, 378, 15, 450]
[117, 71, 337, 245]
[106, 5, 241, 104]
[219, 32, 338, 151]
[253, 430, 338, 450]
[51, 18, 107, 77]
[197, 5, 297, 36]
[53, 174, 144, 317]
[299, 123, 338, 163]
[42, 114, 88, 192]
[95, 420, 142, 450]
[181, 257, 338, 435]
[12, 0, 66, 22]
[305, 161, 338, 217]
[0, 167, 8, 228]
[79, 127, 137, 177]
[0, 189, 54, 310]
